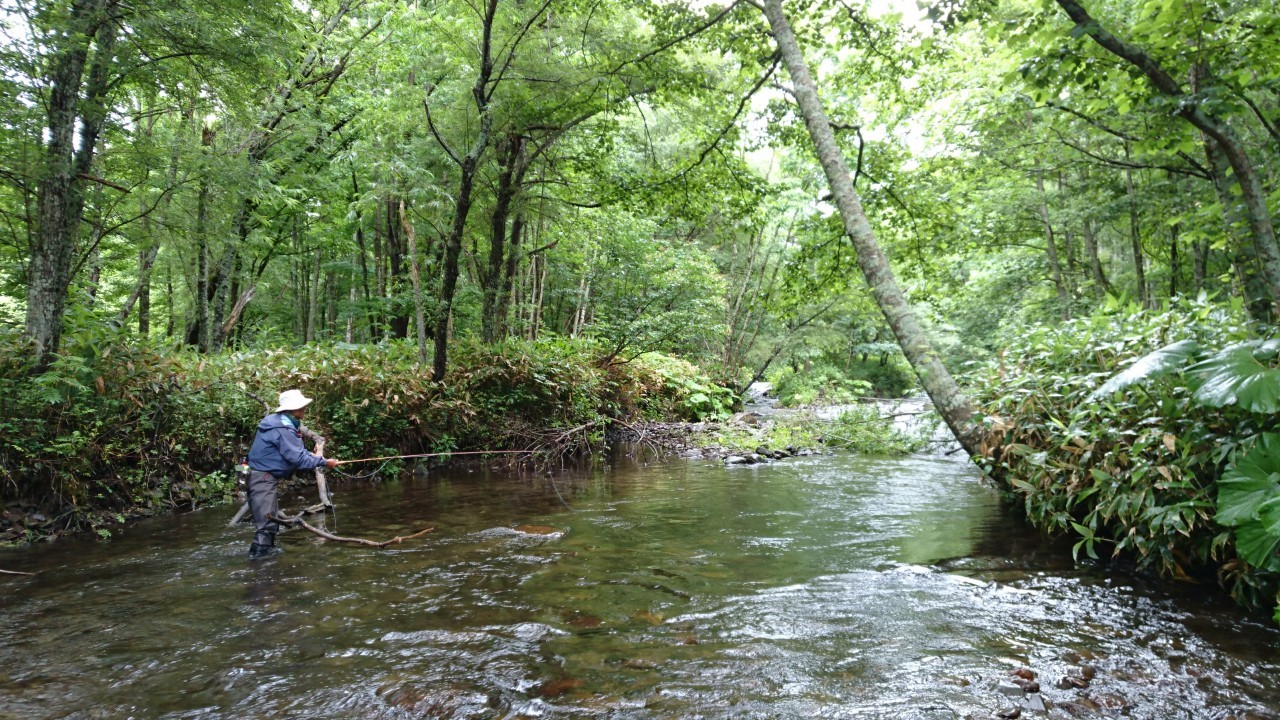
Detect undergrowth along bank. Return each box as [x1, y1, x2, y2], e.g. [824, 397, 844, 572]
[0, 333, 729, 542]
[971, 296, 1280, 622]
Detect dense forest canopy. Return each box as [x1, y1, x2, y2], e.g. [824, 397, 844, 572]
[2, 0, 1277, 379]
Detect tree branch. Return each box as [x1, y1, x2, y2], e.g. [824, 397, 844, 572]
[423, 100, 462, 166]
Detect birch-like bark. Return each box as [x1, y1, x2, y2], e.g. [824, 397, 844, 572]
[400, 201, 429, 366]
[761, 0, 983, 457]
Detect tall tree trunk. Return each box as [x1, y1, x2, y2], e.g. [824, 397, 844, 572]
[196, 176, 211, 353]
[137, 245, 152, 335]
[496, 209, 526, 339]
[165, 265, 175, 338]
[384, 197, 409, 339]
[431, 0, 499, 381]
[1034, 164, 1070, 317]
[1193, 239, 1208, 294]
[345, 285, 356, 343]
[373, 199, 386, 338]
[209, 244, 237, 350]
[762, 0, 983, 458]
[1204, 135, 1272, 321]
[482, 135, 525, 343]
[1169, 222, 1179, 299]
[308, 247, 322, 343]
[399, 201, 430, 365]
[1123, 144, 1148, 308]
[351, 169, 375, 340]
[1081, 218, 1111, 298]
[25, 0, 116, 367]
[529, 254, 545, 340]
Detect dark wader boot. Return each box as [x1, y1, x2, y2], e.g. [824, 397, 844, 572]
[246, 469, 282, 558]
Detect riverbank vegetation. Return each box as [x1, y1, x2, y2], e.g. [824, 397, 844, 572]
[4, 0, 1280, 619]
[0, 333, 742, 541]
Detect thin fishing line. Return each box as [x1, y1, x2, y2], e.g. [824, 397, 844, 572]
[337, 449, 533, 465]
[546, 469, 572, 509]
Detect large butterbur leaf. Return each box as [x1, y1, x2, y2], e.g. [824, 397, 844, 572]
[1233, 519, 1280, 572]
[1218, 434, 1280, 526]
[1088, 339, 1201, 401]
[1219, 434, 1280, 569]
[1189, 340, 1280, 413]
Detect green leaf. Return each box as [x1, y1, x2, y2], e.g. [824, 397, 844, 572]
[1189, 342, 1280, 413]
[1233, 519, 1280, 570]
[1089, 340, 1201, 401]
[1217, 433, 1280, 526]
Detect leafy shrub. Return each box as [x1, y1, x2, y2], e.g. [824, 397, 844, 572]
[970, 296, 1280, 621]
[823, 404, 927, 455]
[770, 363, 873, 406]
[0, 334, 720, 541]
[630, 352, 736, 421]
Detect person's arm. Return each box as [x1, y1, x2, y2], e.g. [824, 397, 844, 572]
[277, 426, 327, 470]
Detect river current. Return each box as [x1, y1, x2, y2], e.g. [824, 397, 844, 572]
[2, 445, 1278, 719]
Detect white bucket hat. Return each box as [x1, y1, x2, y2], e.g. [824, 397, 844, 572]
[275, 389, 315, 413]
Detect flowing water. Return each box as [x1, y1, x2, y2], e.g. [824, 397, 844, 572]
[2, 448, 1278, 719]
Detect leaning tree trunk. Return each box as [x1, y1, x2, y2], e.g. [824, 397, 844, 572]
[761, 0, 984, 458]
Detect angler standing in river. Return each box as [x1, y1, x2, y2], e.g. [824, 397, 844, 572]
[245, 390, 339, 559]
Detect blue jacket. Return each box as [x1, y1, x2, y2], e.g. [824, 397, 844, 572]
[247, 412, 327, 478]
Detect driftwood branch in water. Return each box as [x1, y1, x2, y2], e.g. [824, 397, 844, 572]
[1, 568, 35, 576]
[271, 513, 434, 548]
[228, 501, 250, 526]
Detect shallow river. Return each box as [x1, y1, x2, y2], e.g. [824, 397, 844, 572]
[2, 449, 1278, 719]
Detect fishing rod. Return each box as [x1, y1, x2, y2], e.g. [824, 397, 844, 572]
[335, 449, 534, 465]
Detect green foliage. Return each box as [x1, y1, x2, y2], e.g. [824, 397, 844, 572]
[0, 334, 717, 540]
[631, 352, 736, 421]
[694, 416, 825, 454]
[771, 364, 872, 406]
[823, 405, 926, 455]
[770, 355, 915, 407]
[1218, 435, 1280, 572]
[973, 297, 1280, 618]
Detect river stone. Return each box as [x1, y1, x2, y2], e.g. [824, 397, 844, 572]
[724, 455, 750, 465]
[1023, 693, 1047, 712]
[514, 524, 560, 535]
[997, 682, 1025, 697]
